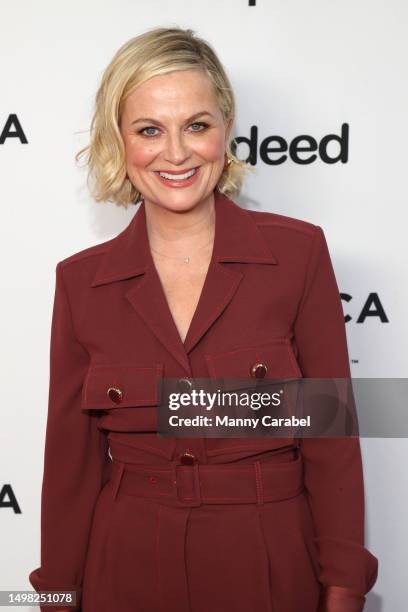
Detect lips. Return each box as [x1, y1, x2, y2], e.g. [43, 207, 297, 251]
[156, 166, 198, 175]
[154, 166, 201, 188]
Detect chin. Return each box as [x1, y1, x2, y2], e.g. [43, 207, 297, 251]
[151, 190, 215, 213]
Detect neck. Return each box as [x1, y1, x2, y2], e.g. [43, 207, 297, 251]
[144, 192, 216, 254]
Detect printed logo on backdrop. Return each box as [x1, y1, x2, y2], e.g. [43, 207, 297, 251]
[341, 292, 389, 324]
[0, 484, 21, 513]
[341, 292, 388, 366]
[231, 123, 349, 165]
[0, 114, 28, 144]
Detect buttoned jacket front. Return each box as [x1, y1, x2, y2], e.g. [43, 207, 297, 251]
[29, 190, 378, 612]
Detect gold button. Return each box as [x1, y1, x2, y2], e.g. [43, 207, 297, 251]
[250, 363, 268, 379]
[179, 450, 196, 465]
[107, 386, 123, 404]
[177, 378, 193, 392]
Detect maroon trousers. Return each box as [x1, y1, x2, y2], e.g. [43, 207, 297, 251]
[81, 441, 321, 612]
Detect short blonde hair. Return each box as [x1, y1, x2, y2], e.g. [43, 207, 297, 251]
[75, 26, 251, 207]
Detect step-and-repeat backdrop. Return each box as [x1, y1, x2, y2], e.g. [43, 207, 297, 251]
[1, 1, 407, 610]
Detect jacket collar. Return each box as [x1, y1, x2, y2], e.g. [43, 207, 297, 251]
[90, 190, 277, 372]
[91, 189, 277, 288]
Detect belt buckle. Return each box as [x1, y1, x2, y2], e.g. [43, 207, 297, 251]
[172, 462, 202, 507]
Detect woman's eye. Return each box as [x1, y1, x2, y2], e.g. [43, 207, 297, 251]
[140, 126, 159, 137]
[189, 122, 208, 132]
[138, 122, 208, 137]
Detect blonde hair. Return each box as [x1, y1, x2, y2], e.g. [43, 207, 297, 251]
[75, 26, 252, 207]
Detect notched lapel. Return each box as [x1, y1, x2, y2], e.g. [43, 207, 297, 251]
[124, 258, 244, 370]
[90, 190, 278, 369]
[179, 191, 278, 354]
[182, 261, 243, 355]
[125, 268, 192, 374]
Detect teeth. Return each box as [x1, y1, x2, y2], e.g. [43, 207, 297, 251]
[159, 168, 196, 180]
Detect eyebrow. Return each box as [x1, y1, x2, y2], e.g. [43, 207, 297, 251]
[130, 111, 215, 126]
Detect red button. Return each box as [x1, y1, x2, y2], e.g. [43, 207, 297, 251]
[177, 378, 193, 392]
[179, 450, 196, 465]
[107, 386, 123, 404]
[250, 363, 268, 379]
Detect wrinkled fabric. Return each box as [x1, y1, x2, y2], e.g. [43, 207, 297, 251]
[317, 585, 367, 612]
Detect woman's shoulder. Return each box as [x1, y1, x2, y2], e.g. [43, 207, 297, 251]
[59, 237, 115, 269]
[54, 231, 122, 296]
[246, 207, 324, 260]
[246, 207, 318, 238]
[49, 240, 113, 308]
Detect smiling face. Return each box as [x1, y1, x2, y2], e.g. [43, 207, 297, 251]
[119, 68, 232, 212]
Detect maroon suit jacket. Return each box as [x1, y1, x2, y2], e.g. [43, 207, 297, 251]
[29, 189, 378, 610]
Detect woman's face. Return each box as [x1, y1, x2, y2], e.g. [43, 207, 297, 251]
[120, 68, 232, 212]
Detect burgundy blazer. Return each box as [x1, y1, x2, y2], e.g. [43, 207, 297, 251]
[29, 189, 378, 610]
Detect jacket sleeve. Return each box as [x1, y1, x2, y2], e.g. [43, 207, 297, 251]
[293, 226, 378, 612]
[28, 261, 109, 612]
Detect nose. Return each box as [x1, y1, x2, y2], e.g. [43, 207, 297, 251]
[162, 130, 191, 166]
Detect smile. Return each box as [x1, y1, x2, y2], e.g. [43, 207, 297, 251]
[154, 166, 200, 188]
[159, 168, 197, 180]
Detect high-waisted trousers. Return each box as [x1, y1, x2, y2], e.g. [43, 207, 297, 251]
[81, 441, 321, 612]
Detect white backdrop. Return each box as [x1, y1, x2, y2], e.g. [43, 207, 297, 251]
[1, 1, 407, 610]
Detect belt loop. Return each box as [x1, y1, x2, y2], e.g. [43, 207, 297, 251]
[112, 461, 125, 501]
[253, 461, 264, 505]
[172, 462, 202, 507]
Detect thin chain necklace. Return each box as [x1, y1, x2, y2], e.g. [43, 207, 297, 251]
[150, 236, 214, 264]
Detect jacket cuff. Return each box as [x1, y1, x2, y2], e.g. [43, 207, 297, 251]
[28, 567, 82, 611]
[315, 536, 378, 595]
[317, 585, 366, 612]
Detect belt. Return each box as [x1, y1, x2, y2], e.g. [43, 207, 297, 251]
[108, 452, 304, 508]
[105, 448, 304, 612]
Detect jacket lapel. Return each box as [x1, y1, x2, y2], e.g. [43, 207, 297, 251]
[91, 189, 277, 372]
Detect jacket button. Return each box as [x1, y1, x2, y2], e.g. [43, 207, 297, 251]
[107, 386, 123, 404]
[179, 450, 196, 465]
[177, 377, 193, 392]
[250, 363, 268, 379]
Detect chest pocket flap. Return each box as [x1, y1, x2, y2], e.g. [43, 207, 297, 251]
[203, 338, 302, 458]
[205, 337, 302, 385]
[81, 363, 164, 410]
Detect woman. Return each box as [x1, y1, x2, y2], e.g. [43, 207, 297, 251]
[29, 26, 378, 612]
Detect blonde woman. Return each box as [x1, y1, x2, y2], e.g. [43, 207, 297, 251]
[29, 26, 378, 612]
